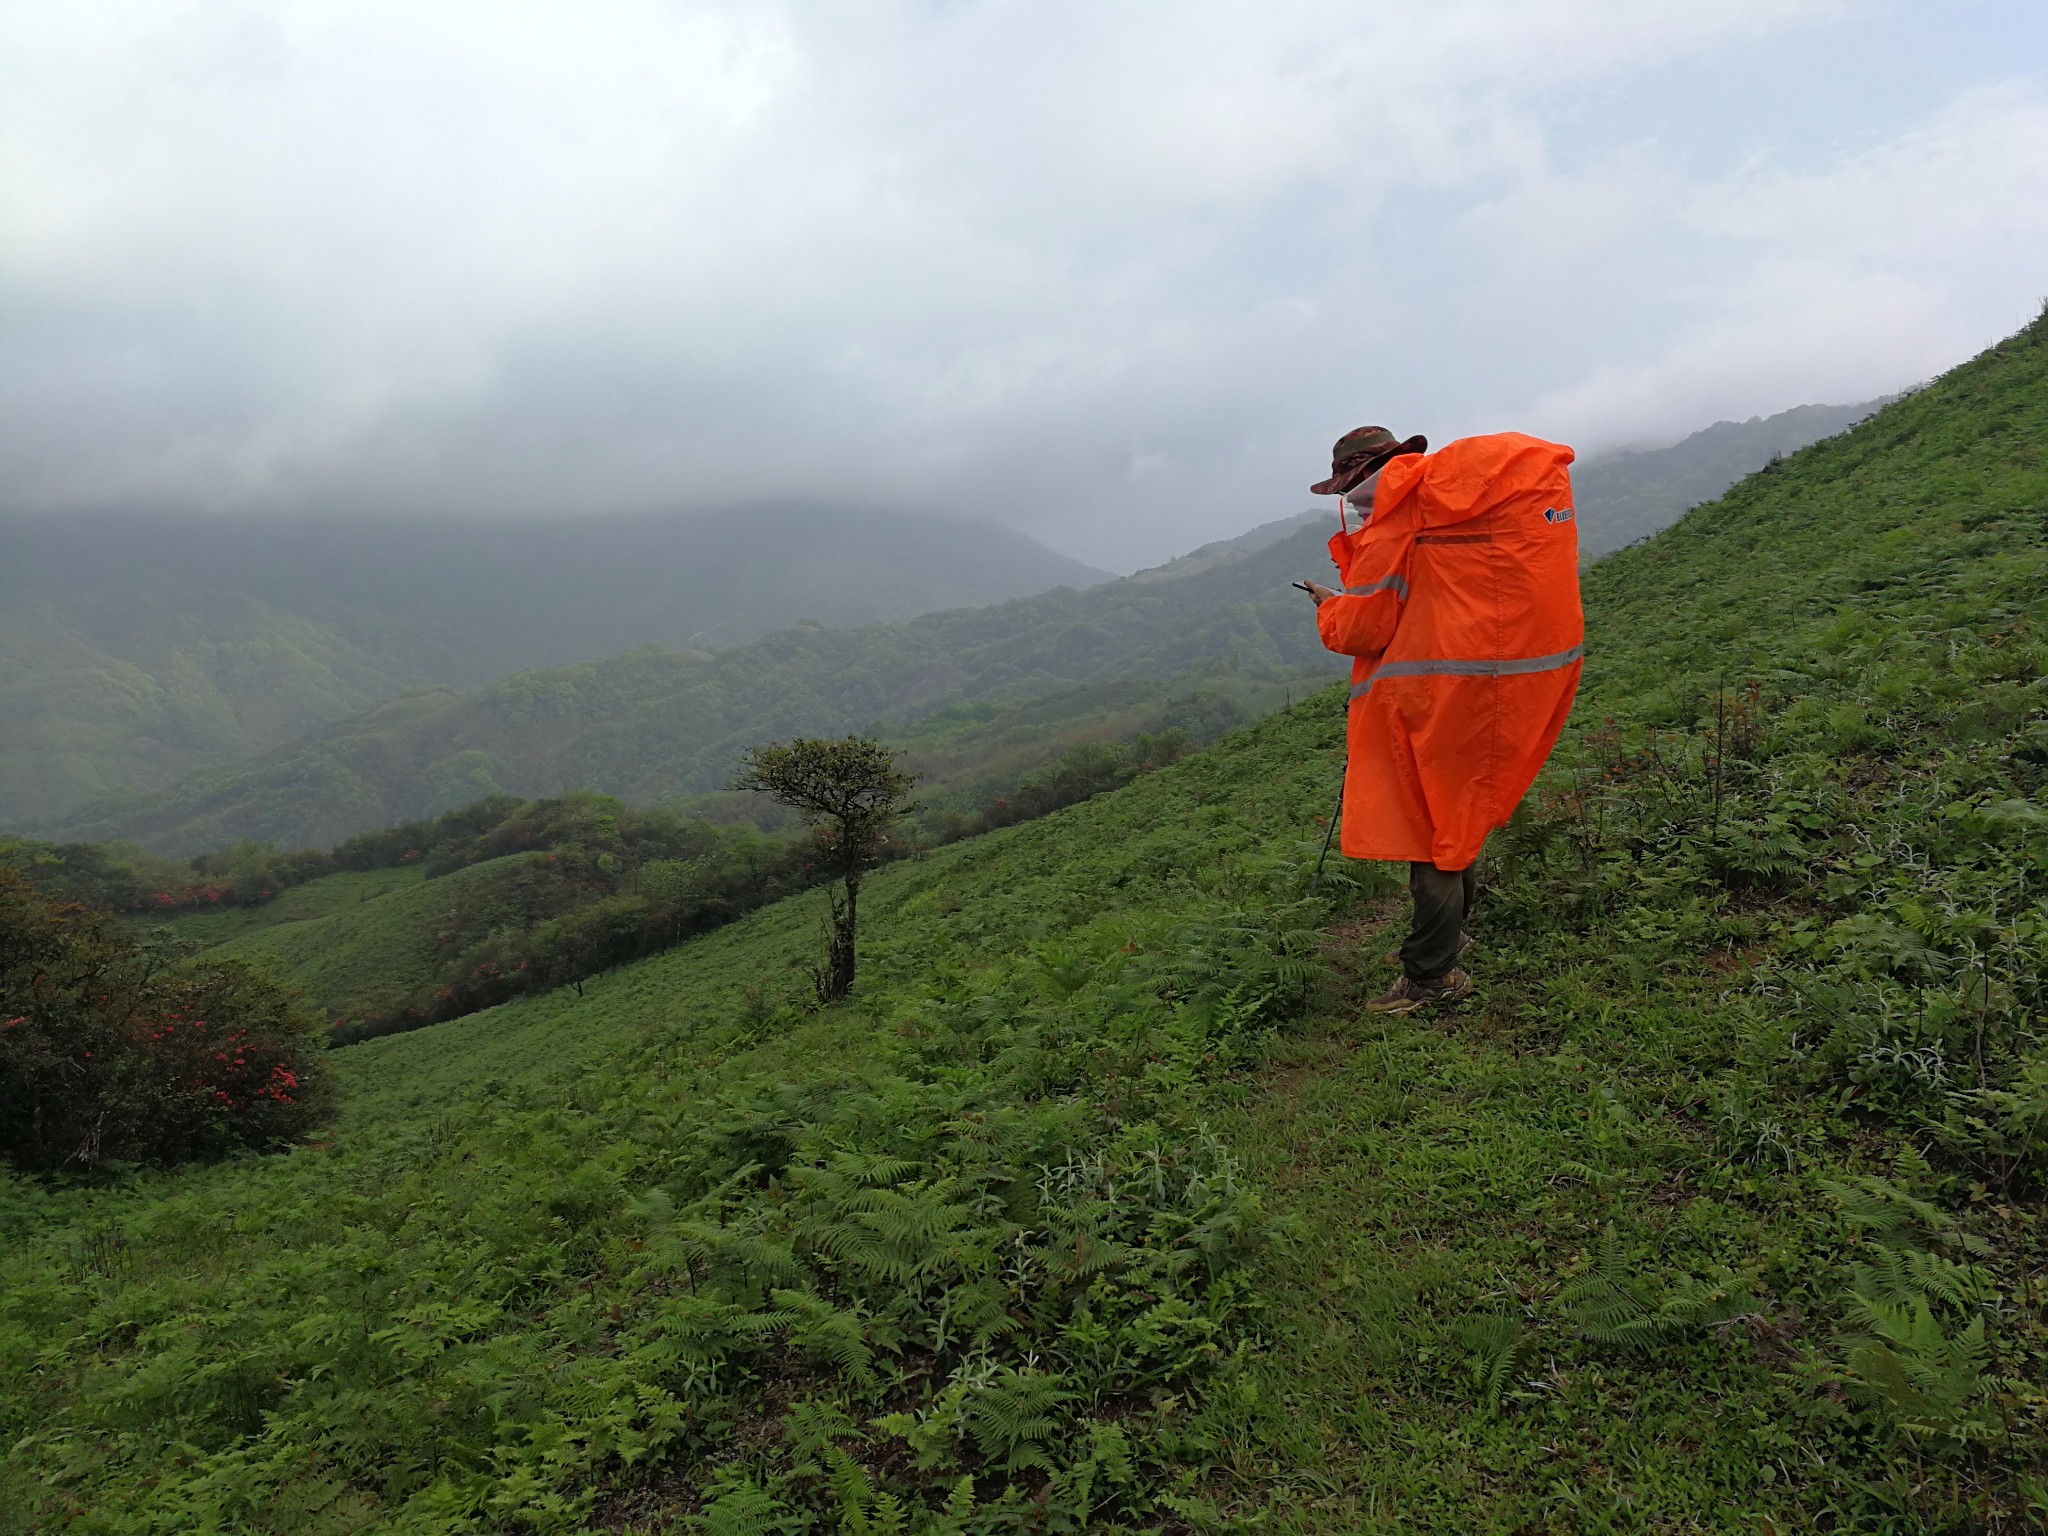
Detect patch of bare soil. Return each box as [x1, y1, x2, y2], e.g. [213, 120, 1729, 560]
[1318, 896, 1405, 1004]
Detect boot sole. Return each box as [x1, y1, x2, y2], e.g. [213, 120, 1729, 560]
[1364, 977, 1474, 1015]
[1361, 996, 1429, 1015]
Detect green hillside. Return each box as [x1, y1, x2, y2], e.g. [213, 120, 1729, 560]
[103, 794, 836, 1043]
[30, 404, 1878, 862]
[1573, 396, 1887, 557]
[4, 312, 2047, 1531]
[0, 507, 1106, 829]
[197, 856, 545, 1023]
[144, 866, 429, 948]
[39, 521, 1350, 855]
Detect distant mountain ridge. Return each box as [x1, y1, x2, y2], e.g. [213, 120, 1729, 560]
[33, 514, 1351, 854]
[13, 397, 1894, 855]
[0, 506, 1107, 826]
[1121, 397, 1891, 581]
[1572, 398, 1891, 556]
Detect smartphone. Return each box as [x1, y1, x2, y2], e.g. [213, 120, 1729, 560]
[1292, 580, 1316, 595]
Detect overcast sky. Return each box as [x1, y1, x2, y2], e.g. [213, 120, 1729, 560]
[4, 1, 2045, 571]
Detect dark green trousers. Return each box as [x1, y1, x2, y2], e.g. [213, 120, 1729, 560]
[1400, 861, 1478, 983]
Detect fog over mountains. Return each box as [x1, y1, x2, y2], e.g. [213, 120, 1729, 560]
[0, 508, 1106, 826]
[8, 394, 1884, 855]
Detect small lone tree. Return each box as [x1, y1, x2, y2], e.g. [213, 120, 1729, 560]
[733, 736, 916, 1003]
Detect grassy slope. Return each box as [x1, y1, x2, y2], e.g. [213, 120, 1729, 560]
[181, 857, 549, 1021]
[1572, 397, 1886, 558]
[3, 316, 2045, 1532]
[1210, 323, 2048, 1527]
[143, 867, 428, 947]
[0, 717, 1346, 1534]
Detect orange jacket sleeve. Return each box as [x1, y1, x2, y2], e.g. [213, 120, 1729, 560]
[1316, 584, 1403, 658]
[1316, 487, 1417, 659]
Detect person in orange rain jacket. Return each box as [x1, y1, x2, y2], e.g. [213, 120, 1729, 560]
[1301, 425, 1583, 1014]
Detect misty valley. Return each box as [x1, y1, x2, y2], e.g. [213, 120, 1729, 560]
[6, 340, 2045, 1536]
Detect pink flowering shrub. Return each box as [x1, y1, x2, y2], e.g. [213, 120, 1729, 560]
[0, 869, 335, 1171]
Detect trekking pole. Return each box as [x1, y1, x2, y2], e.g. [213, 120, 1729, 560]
[1307, 767, 1345, 897]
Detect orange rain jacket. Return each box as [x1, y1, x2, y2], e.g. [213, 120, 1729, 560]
[1315, 432, 1583, 870]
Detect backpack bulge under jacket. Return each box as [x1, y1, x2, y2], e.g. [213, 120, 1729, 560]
[1315, 431, 1584, 869]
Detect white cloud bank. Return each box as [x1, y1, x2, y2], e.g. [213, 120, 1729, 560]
[1, 0, 2042, 568]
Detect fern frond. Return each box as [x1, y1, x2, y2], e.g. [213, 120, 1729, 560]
[1654, 1275, 1759, 1329]
[694, 1475, 791, 1536]
[781, 1397, 859, 1470]
[769, 1288, 876, 1388]
[956, 1366, 1074, 1471]
[1851, 1247, 1994, 1313]
[1559, 1225, 1658, 1345]
[1452, 1312, 1530, 1413]
[937, 1474, 978, 1529]
[1820, 1173, 1950, 1242]
[826, 1151, 921, 1188]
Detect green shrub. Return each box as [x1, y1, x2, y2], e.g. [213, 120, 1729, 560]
[0, 868, 334, 1171]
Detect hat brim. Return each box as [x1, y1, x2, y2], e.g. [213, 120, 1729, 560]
[1309, 434, 1428, 496]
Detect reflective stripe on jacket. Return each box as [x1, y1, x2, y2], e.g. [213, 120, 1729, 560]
[1315, 432, 1584, 868]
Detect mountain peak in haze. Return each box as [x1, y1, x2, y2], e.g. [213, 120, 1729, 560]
[0, 505, 1108, 826]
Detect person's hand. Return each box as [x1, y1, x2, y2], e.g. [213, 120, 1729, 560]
[1303, 579, 1339, 607]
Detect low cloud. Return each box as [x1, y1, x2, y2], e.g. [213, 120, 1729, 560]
[1519, 85, 2048, 451]
[1, 0, 2040, 568]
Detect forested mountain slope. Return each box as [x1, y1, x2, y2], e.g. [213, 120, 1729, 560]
[28, 400, 1886, 859]
[38, 516, 1352, 854]
[0, 506, 1106, 827]
[2, 314, 2045, 1531]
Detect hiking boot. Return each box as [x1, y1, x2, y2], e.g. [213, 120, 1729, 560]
[1381, 931, 1474, 967]
[1362, 968, 1475, 1015]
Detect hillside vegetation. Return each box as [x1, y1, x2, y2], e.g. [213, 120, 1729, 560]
[40, 522, 1351, 855]
[3, 314, 2046, 1532]
[1573, 396, 1886, 557]
[15, 736, 1204, 1045]
[0, 507, 1105, 829]
[134, 796, 833, 1043]
[33, 402, 1880, 860]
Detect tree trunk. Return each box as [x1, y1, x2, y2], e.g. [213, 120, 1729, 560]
[822, 869, 860, 1002]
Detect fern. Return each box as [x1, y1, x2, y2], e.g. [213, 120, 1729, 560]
[935, 1474, 979, 1533]
[797, 1174, 979, 1293]
[1561, 1226, 1763, 1347]
[1821, 1170, 1990, 1255]
[1030, 942, 1096, 1000]
[1850, 1245, 1994, 1312]
[956, 1366, 1074, 1472]
[1559, 1226, 1662, 1347]
[1823, 1164, 2003, 1442]
[1842, 1293, 2001, 1443]
[692, 1471, 796, 1536]
[824, 1445, 910, 1536]
[1452, 1312, 1531, 1414]
[1819, 1172, 1948, 1242]
[781, 1398, 861, 1474]
[1657, 1276, 1766, 1334]
[930, 1275, 1020, 1353]
[625, 1189, 806, 1295]
[824, 1150, 923, 1188]
[769, 1288, 877, 1389]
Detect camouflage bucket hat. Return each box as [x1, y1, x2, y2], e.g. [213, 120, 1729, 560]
[1310, 425, 1428, 496]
